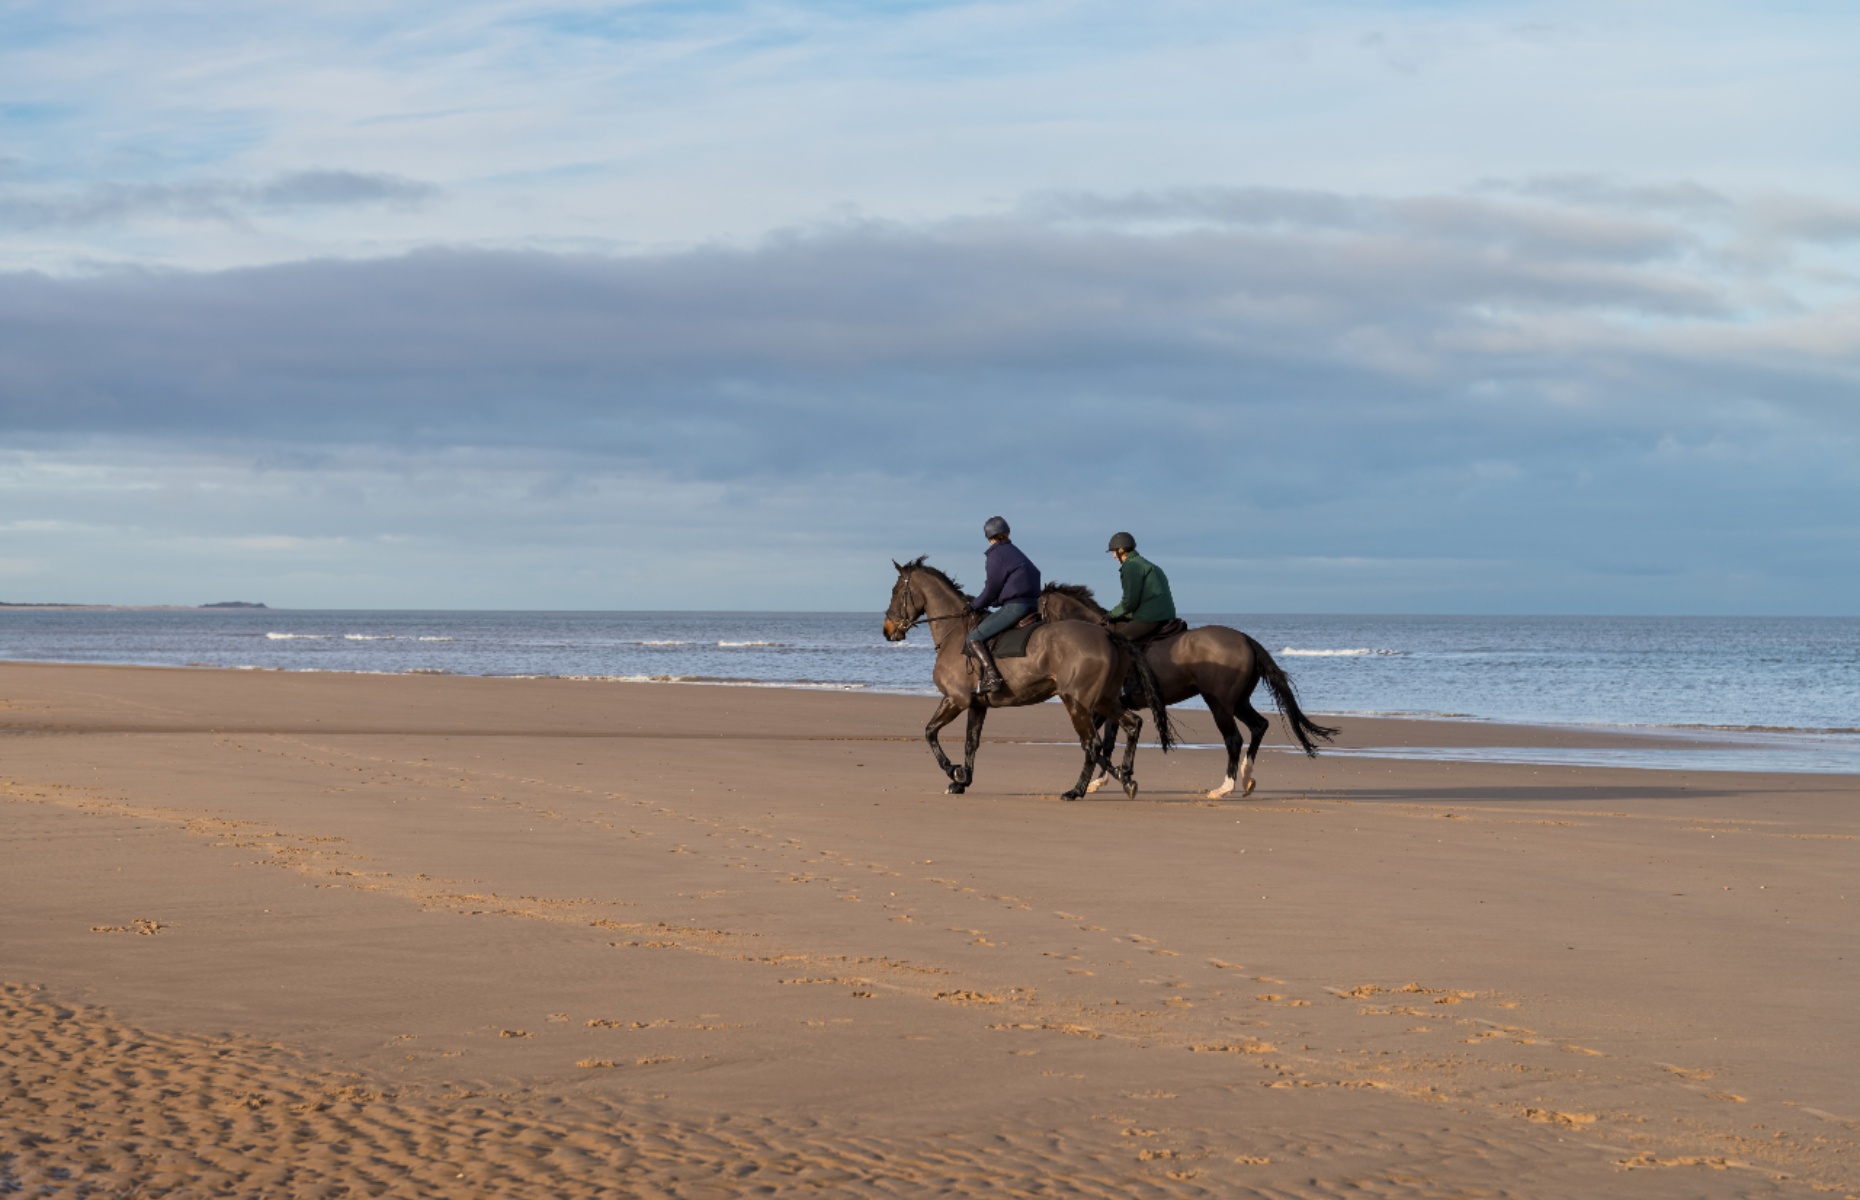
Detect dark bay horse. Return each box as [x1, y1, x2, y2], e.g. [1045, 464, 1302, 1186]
[1039, 584, 1338, 798]
[883, 558, 1175, 800]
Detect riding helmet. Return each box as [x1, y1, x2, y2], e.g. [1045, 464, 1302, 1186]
[1107, 531, 1136, 553]
[983, 516, 1011, 539]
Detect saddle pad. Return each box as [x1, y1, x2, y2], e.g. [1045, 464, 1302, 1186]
[988, 621, 1040, 658]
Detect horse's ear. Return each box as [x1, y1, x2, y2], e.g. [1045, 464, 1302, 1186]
[893, 559, 904, 573]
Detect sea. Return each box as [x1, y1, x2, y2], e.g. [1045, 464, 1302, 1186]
[2, 609, 1856, 775]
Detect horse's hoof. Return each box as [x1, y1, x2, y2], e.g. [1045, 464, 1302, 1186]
[1123, 778, 1139, 800]
[1061, 789, 1083, 802]
[1208, 780, 1235, 799]
[951, 766, 971, 786]
[945, 782, 966, 795]
[1243, 778, 1256, 797]
[1085, 775, 1106, 794]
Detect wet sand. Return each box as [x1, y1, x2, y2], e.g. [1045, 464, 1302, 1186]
[3, 661, 1856, 1198]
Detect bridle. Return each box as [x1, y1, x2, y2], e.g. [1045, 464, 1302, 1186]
[889, 567, 970, 636]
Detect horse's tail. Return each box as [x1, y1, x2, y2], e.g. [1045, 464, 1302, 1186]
[1112, 632, 1176, 752]
[1244, 634, 1339, 757]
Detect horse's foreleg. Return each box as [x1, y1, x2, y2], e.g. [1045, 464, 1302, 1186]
[1085, 717, 1119, 794]
[1237, 699, 1270, 797]
[1206, 703, 1245, 799]
[923, 695, 966, 791]
[1060, 699, 1104, 802]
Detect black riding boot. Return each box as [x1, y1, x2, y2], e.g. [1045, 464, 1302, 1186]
[968, 639, 1006, 696]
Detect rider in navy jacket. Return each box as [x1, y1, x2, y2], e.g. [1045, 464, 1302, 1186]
[966, 516, 1042, 696]
[972, 539, 1041, 613]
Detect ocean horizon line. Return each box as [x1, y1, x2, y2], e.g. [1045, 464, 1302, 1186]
[5, 605, 1860, 620]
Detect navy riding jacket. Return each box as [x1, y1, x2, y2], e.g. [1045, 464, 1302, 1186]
[972, 541, 1042, 611]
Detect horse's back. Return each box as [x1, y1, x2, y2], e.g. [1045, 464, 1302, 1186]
[1161, 625, 1260, 697]
[1171, 623, 1254, 661]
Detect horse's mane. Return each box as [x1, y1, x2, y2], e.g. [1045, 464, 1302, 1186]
[902, 555, 971, 602]
[1042, 581, 1107, 616]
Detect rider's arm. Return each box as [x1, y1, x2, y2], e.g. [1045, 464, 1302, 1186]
[1107, 557, 1143, 621]
[972, 549, 1003, 611]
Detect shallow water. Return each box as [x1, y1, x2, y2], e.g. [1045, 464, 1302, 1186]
[1262, 735, 1860, 776]
[2, 609, 1854, 772]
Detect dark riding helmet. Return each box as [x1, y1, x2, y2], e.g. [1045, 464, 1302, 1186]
[983, 516, 1011, 539]
[1107, 531, 1136, 553]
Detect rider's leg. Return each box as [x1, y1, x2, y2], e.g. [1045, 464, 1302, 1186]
[1113, 619, 1162, 643]
[1109, 620, 1161, 706]
[965, 639, 1004, 695]
[966, 602, 1031, 696]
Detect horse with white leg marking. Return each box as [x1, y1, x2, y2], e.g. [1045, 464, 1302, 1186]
[1038, 584, 1338, 798]
[883, 559, 1174, 800]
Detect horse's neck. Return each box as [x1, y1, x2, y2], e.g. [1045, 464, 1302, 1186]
[1046, 594, 1104, 624]
[915, 578, 973, 651]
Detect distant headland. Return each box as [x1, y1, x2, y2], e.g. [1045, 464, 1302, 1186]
[0, 601, 269, 610]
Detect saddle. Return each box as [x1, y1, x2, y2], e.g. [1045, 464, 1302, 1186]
[1124, 618, 1189, 646]
[985, 611, 1043, 659]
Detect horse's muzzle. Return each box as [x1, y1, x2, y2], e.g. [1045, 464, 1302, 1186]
[882, 618, 904, 642]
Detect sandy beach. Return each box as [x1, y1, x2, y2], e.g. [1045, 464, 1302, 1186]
[2, 661, 1856, 1198]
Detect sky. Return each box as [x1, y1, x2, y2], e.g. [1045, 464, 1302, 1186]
[1, 0, 1857, 612]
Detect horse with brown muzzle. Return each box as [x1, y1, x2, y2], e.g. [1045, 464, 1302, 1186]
[884, 558, 1174, 800]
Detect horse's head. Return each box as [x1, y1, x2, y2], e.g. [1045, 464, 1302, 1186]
[883, 559, 922, 641]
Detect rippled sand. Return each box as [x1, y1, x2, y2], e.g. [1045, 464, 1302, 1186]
[3, 662, 1856, 1197]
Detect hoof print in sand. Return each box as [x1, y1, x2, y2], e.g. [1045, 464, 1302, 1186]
[1520, 1107, 1596, 1129]
[1190, 1040, 1275, 1055]
[89, 919, 165, 936]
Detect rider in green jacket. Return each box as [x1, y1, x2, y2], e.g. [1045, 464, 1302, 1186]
[1105, 531, 1176, 642]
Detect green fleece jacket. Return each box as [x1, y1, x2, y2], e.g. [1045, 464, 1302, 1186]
[1107, 551, 1176, 622]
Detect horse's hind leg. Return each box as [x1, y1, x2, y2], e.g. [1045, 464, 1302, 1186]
[1115, 709, 1143, 799]
[1060, 699, 1104, 802]
[923, 695, 967, 791]
[1205, 703, 1245, 799]
[1085, 718, 1119, 794]
[1236, 698, 1271, 797]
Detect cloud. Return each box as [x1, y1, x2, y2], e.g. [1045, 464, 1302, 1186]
[1749, 197, 1860, 245]
[1, 181, 1855, 610]
[8, 1, 1860, 277]
[0, 170, 439, 231]
[1, 183, 1849, 457]
[1476, 174, 1732, 214]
